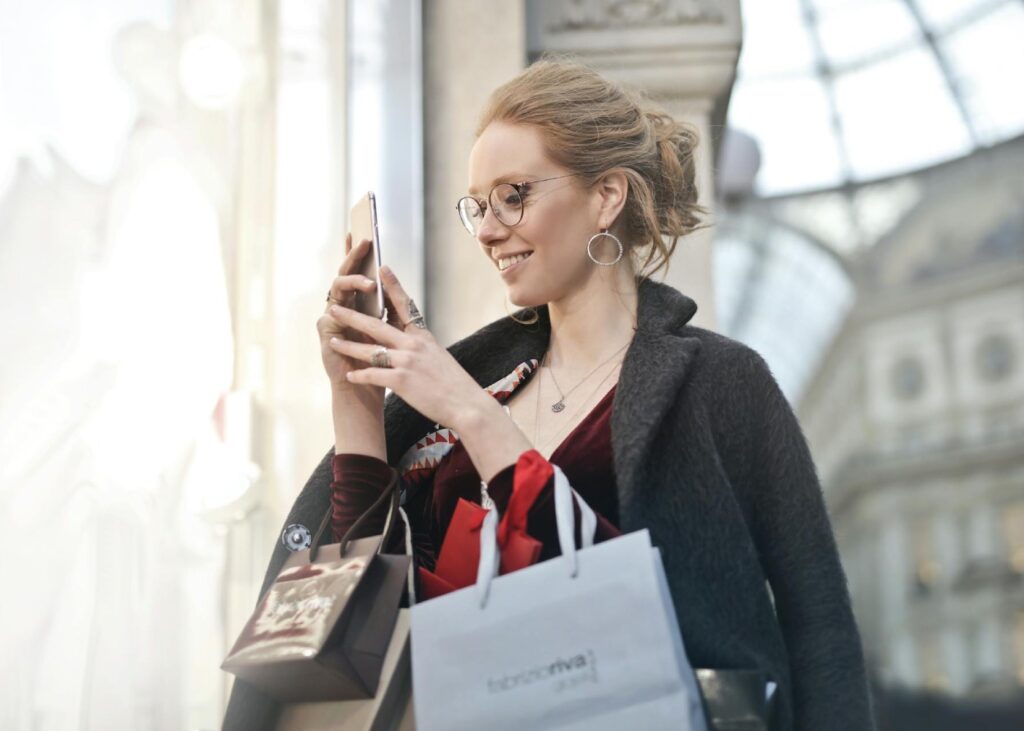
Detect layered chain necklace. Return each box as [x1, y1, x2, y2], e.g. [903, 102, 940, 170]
[544, 342, 629, 413]
[532, 351, 622, 454]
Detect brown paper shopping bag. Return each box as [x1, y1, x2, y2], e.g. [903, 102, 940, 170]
[276, 609, 414, 731]
[222, 473, 410, 703]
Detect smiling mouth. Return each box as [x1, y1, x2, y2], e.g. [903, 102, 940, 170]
[498, 252, 533, 271]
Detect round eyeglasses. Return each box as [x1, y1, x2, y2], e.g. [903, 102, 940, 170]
[455, 173, 581, 237]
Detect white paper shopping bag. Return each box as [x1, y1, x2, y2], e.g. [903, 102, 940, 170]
[410, 465, 707, 731]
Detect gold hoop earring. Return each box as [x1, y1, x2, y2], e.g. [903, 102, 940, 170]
[587, 230, 624, 266]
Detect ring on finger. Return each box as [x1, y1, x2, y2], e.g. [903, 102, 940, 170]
[370, 346, 392, 368]
[326, 290, 343, 305]
[402, 298, 427, 329]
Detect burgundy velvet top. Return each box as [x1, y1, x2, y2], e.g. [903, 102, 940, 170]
[330, 383, 621, 569]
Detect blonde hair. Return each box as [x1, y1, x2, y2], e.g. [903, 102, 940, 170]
[476, 56, 705, 277]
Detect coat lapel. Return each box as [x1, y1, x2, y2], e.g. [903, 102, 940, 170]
[610, 280, 702, 520]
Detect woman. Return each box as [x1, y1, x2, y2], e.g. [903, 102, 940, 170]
[224, 60, 874, 730]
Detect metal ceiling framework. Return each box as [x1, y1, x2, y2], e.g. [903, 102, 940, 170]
[730, 0, 1021, 201]
[715, 0, 1023, 399]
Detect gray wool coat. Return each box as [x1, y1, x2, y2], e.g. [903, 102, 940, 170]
[223, 278, 875, 731]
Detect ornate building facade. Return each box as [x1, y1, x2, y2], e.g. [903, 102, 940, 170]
[797, 139, 1024, 697]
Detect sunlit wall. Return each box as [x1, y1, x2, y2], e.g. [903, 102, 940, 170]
[0, 0, 422, 728]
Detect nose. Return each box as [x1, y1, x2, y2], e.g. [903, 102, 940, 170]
[476, 205, 510, 249]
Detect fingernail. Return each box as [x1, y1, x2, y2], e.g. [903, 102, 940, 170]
[330, 337, 340, 345]
[330, 305, 342, 314]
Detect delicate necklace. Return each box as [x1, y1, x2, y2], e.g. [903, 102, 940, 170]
[532, 363, 545, 448]
[534, 360, 620, 456]
[546, 342, 629, 413]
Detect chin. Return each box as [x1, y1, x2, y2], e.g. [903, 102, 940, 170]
[506, 284, 547, 310]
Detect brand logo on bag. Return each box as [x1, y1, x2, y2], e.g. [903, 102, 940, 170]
[486, 650, 598, 695]
[270, 595, 333, 618]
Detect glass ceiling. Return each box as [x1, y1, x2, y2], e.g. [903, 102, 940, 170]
[728, 0, 1024, 196]
[714, 212, 855, 402]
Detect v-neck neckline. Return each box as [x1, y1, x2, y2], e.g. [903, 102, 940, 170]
[543, 382, 617, 461]
[505, 360, 617, 460]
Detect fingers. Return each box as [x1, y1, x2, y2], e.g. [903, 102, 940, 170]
[328, 303, 408, 348]
[338, 238, 371, 276]
[380, 266, 428, 331]
[329, 338, 411, 369]
[329, 337, 407, 391]
[344, 367, 397, 389]
[380, 266, 410, 321]
[327, 273, 377, 310]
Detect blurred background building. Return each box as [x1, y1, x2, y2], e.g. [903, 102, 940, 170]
[718, 0, 1024, 706]
[0, 0, 1021, 729]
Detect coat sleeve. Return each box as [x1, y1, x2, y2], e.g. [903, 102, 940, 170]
[332, 452, 438, 570]
[731, 349, 875, 731]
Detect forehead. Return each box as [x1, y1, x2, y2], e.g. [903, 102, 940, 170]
[467, 122, 551, 195]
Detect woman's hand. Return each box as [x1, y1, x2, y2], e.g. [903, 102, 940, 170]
[317, 234, 385, 396]
[326, 266, 493, 430]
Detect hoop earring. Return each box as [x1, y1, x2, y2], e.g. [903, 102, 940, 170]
[587, 230, 623, 266]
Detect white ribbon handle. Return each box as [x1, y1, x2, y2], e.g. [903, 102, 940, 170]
[398, 505, 417, 606]
[552, 464, 597, 578]
[476, 463, 598, 608]
[476, 507, 500, 608]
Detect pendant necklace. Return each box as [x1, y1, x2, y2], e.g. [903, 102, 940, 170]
[533, 359, 621, 455]
[545, 341, 629, 413]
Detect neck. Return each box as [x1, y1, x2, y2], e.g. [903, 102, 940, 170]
[546, 264, 639, 373]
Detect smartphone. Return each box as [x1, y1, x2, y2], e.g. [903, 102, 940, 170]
[348, 192, 386, 319]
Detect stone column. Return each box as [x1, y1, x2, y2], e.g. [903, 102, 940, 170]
[525, 0, 743, 331]
[422, 1, 527, 346]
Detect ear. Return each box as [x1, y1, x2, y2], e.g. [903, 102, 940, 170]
[593, 169, 629, 231]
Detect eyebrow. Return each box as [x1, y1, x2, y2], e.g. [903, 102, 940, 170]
[467, 172, 531, 197]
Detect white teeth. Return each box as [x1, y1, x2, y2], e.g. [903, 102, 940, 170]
[498, 252, 532, 271]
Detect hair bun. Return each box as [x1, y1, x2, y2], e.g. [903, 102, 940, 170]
[644, 109, 702, 241]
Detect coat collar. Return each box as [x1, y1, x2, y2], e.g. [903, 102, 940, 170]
[611, 280, 702, 520]
[385, 278, 702, 515]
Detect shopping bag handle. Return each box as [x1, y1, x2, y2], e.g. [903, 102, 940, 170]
[308, 469, 400, 562]
[553, 466, 597, 577]
[476, 463, 597, 608]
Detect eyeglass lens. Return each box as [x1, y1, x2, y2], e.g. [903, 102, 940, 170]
[458, 183, 523, 236]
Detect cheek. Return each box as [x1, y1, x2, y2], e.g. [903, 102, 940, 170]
[525, 203, 587, 260]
